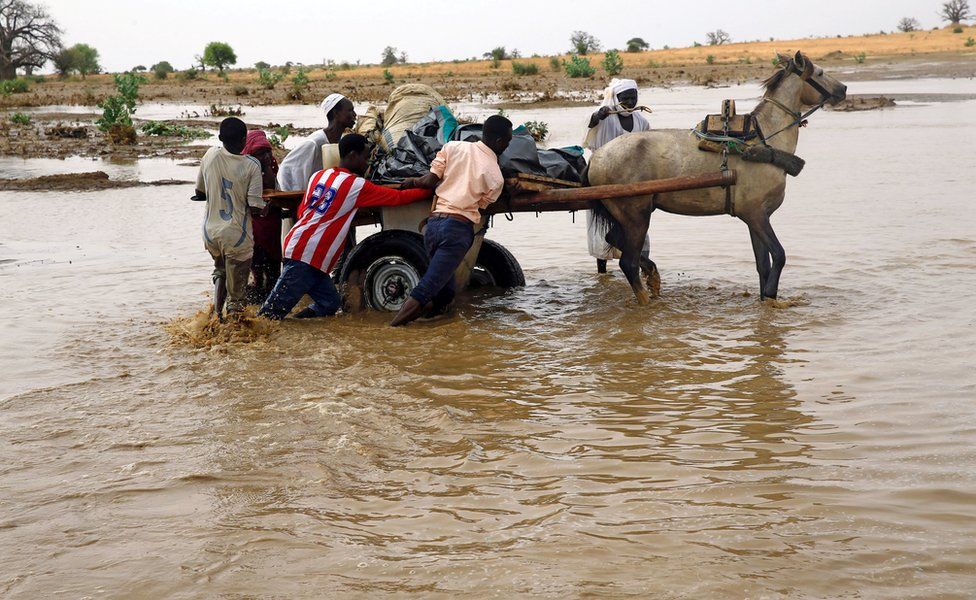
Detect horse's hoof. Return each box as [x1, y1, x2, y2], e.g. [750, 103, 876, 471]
[648, 267, 661, 297]
[635, 290, 651, 306]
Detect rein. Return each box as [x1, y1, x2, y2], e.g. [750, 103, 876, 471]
[607, 106, 653, 115]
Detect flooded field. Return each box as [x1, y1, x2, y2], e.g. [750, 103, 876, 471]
[1, 79, 975, 598]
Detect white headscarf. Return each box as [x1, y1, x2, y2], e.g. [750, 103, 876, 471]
[602, 78, 639, 115]
[583, 78, 649, 150]
[319, 93, 347, 125]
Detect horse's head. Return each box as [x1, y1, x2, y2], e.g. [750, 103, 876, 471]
[772, 51, 847, 106]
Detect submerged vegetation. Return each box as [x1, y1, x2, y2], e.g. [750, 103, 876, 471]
[140, 120, 210, 139]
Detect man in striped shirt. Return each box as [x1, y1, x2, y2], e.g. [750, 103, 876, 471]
[258, 134, 432, 320]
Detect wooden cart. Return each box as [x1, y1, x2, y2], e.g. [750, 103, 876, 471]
[263, 170, 736, 312]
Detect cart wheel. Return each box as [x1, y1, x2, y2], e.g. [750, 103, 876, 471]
[469, 239, 525, 290]
[339, 230, 428, 313]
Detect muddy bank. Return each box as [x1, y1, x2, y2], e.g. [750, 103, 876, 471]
[826, 95, 897, 111]
[0, 110, 309, 160]
[0, 170, 191, 191]
[0, 117, 212, 160]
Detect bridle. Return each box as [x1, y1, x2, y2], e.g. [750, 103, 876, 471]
[758, 59, 834, 143]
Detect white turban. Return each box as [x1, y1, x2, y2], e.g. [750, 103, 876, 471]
[319, 93, 347, 124]
[600, 78, 639, 114]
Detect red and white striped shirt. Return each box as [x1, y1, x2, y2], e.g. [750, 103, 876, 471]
[283, 168, 431, 273]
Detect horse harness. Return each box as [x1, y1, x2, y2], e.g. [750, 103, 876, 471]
[692, 59, 833, 216]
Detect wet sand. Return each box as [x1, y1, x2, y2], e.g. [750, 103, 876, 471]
[1, 78, 975, 598]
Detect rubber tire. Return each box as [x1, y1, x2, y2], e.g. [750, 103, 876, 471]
[469, 238, 525, 290]
[339, 230, 428, 313]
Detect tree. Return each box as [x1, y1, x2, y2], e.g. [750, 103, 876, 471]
[940, 0, 971, 23]
[151, 60, 174, 80]
[484, 46, 508, 61]
[0, 0, 63, 79]
[381, 46, 398, 67]
[569, 31, 601, 55]
[398, 50, 408, 64]
[897, 17, 921, 32]
[201, 41, 236, 73]
[51, 43, 99, 78]
[626, 37, 649, 52]
[51, 46, 76, 77]
[706, 29, 731, 45]
[254, 60, 269, 70]
[71, 43, 100, 78]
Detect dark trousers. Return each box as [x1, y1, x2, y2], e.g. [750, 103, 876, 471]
[259, 259, 340, 320]
[410, 216, 475, 309]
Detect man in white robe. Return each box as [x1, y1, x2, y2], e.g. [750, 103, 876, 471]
[276, 94, 356, 245]
[583, 79, 651, 273]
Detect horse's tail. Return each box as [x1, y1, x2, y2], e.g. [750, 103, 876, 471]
[581, 165, 616, 230]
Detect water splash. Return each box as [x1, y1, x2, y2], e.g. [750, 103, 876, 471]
[165, 306, 276, 348]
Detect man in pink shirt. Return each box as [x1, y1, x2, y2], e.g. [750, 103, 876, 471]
[390, 115, 513, 326]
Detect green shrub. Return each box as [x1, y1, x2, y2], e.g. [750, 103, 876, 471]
[563, 55, 595, 78]
[966, 36, 976, 46]
[383, 69, 395, 83]
[10, 112, 31, 125]
[705, 54, 715, 64]
[523, 120, 549, 141]
[140, 120, 209, 139]
[549, 56, 561, 71]
[602, 49, 624, 75]
[268, 125, 290, 149]
[257, 67, 284, 89]
[853, 52, 867, 64]
[233, 84, 249, 96]
[647, 59, 662, 68]
[178, 67, 200, 81]
[151, 61, 174, 80]
[0, 78, 30, 95]
[96, 73, 144, 133]
[511, 61, 539, 75]
[953, 26, 964, 34]
[289, 67, 309, 100]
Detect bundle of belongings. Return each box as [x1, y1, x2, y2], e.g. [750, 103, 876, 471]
[693, 99, 805, 177]
[357, 84, 586, 185]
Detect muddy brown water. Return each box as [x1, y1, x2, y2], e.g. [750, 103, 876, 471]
[1, 80, 975, 598]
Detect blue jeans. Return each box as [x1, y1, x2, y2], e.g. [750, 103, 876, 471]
[259, 259, 340, 319]
[410, 216, 475, 309]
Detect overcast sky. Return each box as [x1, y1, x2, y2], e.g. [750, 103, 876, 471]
[41, 0, 946, 71]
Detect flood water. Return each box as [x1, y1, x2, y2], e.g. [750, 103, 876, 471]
[2, 79, 975, 598]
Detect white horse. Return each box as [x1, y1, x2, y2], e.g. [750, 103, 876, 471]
[587, 51, 848, 303]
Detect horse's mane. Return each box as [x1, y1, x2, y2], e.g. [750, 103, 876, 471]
[762, 62, 792, 92]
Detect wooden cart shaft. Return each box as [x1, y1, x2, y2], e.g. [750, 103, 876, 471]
[262, 170, 737, 220]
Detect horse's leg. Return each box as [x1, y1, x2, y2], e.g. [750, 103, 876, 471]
[756, 218, 786, 299]
[747, 223, 770, 297]
[600, 198, 654, 305]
